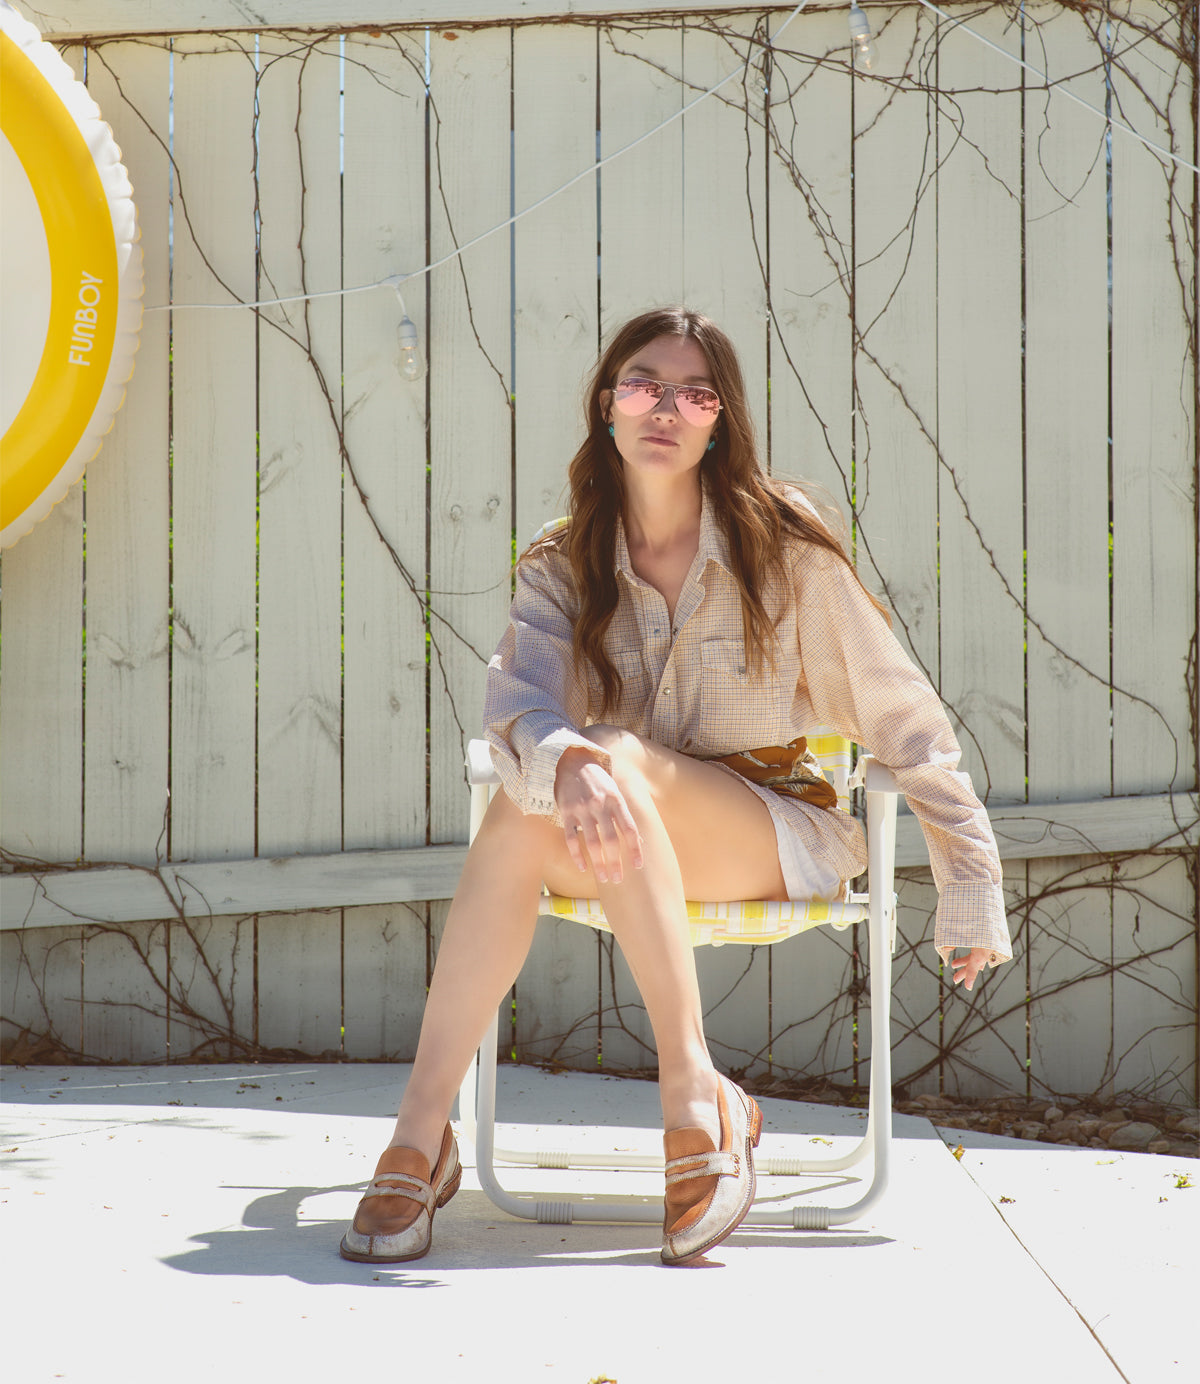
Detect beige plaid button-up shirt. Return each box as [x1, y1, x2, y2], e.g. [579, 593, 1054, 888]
[484, 491, 1011, 965]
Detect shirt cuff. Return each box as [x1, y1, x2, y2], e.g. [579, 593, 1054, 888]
[933, 880, 1012, 965]
[519, 728, 612, 826]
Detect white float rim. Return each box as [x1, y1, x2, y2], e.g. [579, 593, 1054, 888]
[0, 2, 143, 550]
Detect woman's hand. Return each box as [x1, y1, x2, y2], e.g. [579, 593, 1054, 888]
[950, 947, 992, 992]
[554, 747, 645, 886]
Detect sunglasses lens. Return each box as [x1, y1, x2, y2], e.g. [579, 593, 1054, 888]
[676, 387, 721, 426]
[614, 379, 661, 416]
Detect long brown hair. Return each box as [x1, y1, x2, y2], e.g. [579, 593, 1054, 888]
[523, 306, 889, 716]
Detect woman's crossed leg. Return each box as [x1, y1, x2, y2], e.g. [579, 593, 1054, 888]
[388, 726, 786, 1166]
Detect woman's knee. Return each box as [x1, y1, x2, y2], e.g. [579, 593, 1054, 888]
[580, 725, 653, 798]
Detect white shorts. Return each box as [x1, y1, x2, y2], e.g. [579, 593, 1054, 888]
[709, 762, 846, 902]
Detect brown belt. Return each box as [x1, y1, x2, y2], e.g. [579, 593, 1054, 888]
[708, 736, 838, 811]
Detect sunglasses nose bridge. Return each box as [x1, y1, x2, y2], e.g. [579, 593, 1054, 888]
[649, 383, 681, 416]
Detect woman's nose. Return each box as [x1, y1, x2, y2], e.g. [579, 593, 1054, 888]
[651, 385, 681, 417]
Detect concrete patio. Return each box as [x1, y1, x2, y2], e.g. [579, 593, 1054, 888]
[2, 1062, 1195, 1383]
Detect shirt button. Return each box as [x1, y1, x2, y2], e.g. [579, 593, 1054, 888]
[663, 688, 671, 696]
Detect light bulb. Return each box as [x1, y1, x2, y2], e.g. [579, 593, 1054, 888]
[396, 313, 426, 382]
[848, 5, 877, 72]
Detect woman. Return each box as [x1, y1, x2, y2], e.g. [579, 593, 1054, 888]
[340, 307, 1011, 1268]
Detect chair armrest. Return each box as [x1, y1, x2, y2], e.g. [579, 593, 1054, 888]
[850, 755, 901, 795]
[466, 738, 501, 787]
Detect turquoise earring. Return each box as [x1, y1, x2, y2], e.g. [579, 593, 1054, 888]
[608, 424, 615, 437]
[706, 438, 717, 452]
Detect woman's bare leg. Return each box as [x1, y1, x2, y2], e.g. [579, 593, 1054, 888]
[542, 727, 786, 1144]
[389, 726, 785, 1162]
[386, 792, 563, 1166]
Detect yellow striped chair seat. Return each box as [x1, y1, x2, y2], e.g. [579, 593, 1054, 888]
[543, 891, 868, 947]
[543, 730, 864, 947]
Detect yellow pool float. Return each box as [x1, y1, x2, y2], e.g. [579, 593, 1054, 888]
[0, 2, 142, 549]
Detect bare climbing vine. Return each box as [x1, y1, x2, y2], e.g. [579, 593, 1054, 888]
[3, 3, 1196, 1107]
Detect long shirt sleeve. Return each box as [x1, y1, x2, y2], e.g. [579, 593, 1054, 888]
[789, 545, 1010, 963]
[483, 548, 611, 826]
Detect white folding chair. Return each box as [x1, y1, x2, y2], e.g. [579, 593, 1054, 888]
[457, 729, 902, 1231]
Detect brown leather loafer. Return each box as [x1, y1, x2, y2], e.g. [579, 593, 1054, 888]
[661, 1074, 761, 1266]
[339, 1124, 461, 1263]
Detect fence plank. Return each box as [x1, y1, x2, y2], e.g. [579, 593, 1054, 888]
[257, 911, 343, 1053]
[427, 24, 514, 844]
[769, 927, 857, 1087]
[942, 878, 1031, 1097]
[256, 36, 344, 856]
[342, 903, 429, 1060]
[853, 5, 940, 675]
[1020, 0, 1134, 1117]
[699, 943, 770, 1080]
[168, 914, 256, 1059]
[516, 917, 601, 1069]
[81, 41, 172, 864]
[1027, 854, 1115, 1099]
[887, 876, 944, 1097]
[169, 36, 258, 859]
[853, 7, 943, 1086]
[341, 32, 431, 852]
[1111, 853, 1196, 1105]
[0, 489, 83, 864]
[1110, 3, 1196, 797]
[81, 920, 169, 1062]
[932, 6, 1029, 1094]
[680, 15, 769, 446]
[599, 934, 656, 1071]
[5, 793, 1191, 932]
[0, 927, 84, 1057]
[766, 7, 853, 499]
[512, 23, 599, 542]
[935, 6, 1026, 805]
[40, 0, 858, 43]
[599, 22, 684, 325]
[1024, 3, 1111, 804]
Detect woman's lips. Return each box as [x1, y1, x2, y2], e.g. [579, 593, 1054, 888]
[642, 434, 677, 446]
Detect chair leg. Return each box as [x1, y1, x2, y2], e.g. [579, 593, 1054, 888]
[740, 885, 893, 1230]
[469, 1007, 664, 1224]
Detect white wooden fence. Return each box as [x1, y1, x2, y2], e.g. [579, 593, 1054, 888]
[2, 1, 1196, 1103]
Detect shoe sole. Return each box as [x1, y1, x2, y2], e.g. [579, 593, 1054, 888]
[661, 1090, 762, 1267]
[338, 1162, 463, 1264]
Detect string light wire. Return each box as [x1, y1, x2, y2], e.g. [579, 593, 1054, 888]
[152, 0, 813, 314]
[148, 0, 1197, 317]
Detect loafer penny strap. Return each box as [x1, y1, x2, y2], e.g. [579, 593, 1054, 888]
[664, 1150, 741, 1186]
[360, 1172, 436, 1211]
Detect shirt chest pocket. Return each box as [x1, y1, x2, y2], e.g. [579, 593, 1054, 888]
[600, 647, 653, 725]
[698, 638, 793, 750]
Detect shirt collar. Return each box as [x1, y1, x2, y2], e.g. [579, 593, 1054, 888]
[614, 481, 734, 580]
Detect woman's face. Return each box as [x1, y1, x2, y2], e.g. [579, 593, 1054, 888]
[602, 334, 719, 483]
